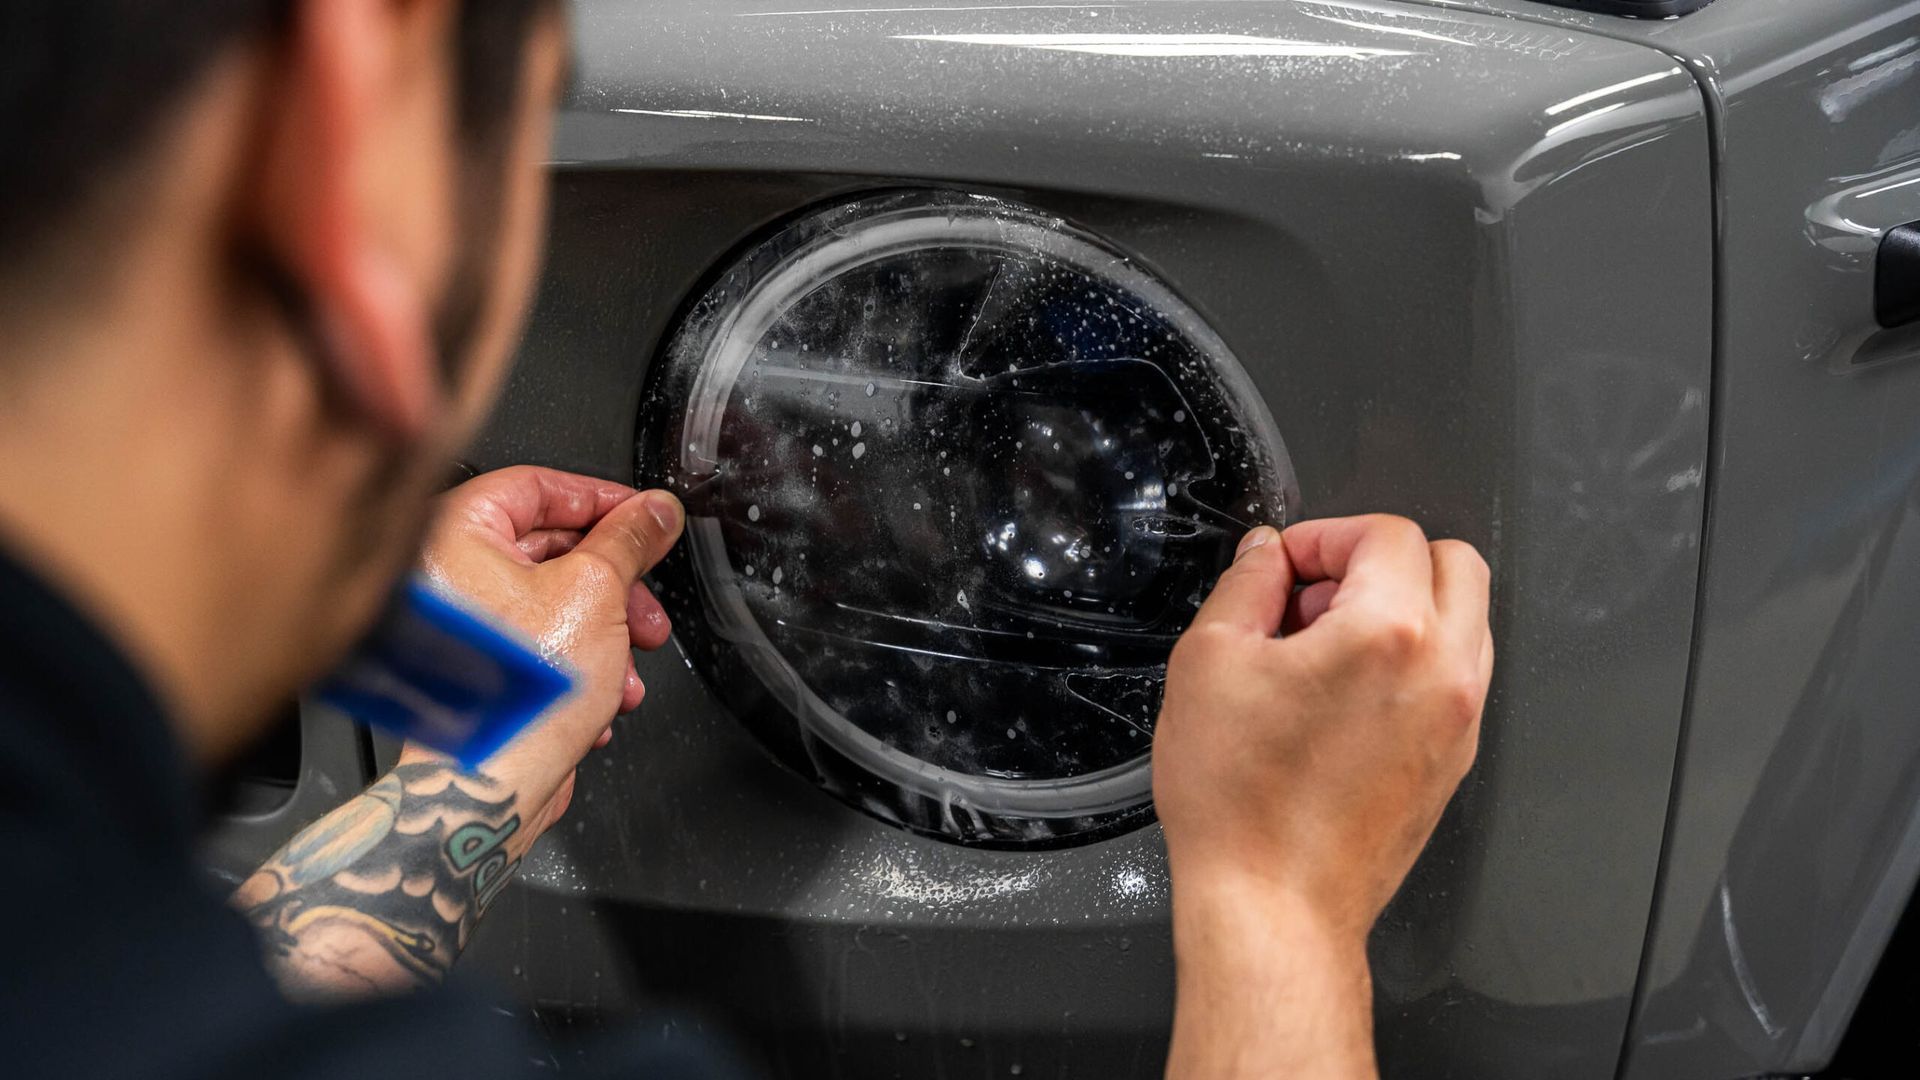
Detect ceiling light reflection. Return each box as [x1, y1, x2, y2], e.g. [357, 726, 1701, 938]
[611, 107, 816, 123]
[1544, 67, 1684, 117]
[893, 33, 1413, 60]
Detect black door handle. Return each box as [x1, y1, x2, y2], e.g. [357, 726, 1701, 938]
[1878, 222, 1920, 328]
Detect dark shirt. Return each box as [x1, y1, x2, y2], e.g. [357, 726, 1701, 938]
[0, 547, 736, 1079]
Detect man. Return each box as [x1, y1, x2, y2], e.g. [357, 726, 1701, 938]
[0, 2, 1492, 1078]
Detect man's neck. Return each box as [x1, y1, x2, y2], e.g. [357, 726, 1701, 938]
[0, 337, 238, 761]
[0, 248, 360, 765]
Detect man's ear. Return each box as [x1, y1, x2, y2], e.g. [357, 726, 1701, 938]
[248, 0, 459, 443]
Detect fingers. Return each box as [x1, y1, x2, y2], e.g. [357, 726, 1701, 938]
[1430, 539, 1492, 650]
[1276, 517, 1491, 661]
[1188, 526, 1294, 636]
[570, 490, 685, 587]
[1282, 514, 1433, 597]
[517, 529, 584, 563]
[627, 581, 672, 650]
[619, 654, 646, 713]
[1282, 579, 1340, 635]
[449, 466, 639, 540]
[1280, 515, 1434, 633]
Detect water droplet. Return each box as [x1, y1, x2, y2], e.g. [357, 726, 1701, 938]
[1007, 728, 1017, 739]
[852, 442, 867, 459]
[744, 565, 755, 576]
[771, 567, 784, 585]
[1124, 470, 1135, 480]
[1173, 409, 1186, 422]
[865, 381, 877, 397]
[851, 421, 863, 437]
[956, 589, 970, 609]
[946, 710, 958, 724]
[812, 444, 824, 457]
[913, 502, 923, 510]
[747, 504, 761, 522]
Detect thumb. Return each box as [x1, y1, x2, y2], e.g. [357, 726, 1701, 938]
[1187, 526, 1294, 637]
[569, 490, 685, 585]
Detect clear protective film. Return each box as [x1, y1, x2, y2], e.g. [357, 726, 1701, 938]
[639, 191, 1297, 846]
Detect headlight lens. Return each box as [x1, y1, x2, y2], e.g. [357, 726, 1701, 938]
[639, 191, 1296, 846]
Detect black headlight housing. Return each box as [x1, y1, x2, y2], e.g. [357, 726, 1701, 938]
[638, 190, 1296, 847]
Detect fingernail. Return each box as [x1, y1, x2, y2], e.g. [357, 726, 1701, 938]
[1236, 526, 1280, 561]
[643, 491, 684, 532]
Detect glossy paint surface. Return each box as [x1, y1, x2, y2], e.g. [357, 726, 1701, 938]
[501, 3, 1712, 1074]
[1436, 1, 1920, 1074]
[208, 1, 1717, 1076]
[1542, 1, 1920, 1076]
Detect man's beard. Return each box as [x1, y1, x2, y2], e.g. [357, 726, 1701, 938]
[337, 200, 503, 583]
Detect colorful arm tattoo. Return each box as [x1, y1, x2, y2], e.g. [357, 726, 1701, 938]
[233, 763, 524, 998]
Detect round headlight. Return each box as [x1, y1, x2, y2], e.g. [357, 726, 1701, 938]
[639, 191, 1296, 846]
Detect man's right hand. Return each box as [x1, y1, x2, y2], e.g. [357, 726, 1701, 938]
[1154, 515, 1492, 1079]
[415, 466, 687, 834]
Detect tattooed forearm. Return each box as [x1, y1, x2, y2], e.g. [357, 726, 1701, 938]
[232, 763, 525, 1000]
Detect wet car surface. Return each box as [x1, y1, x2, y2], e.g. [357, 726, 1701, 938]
[206, 1, 1920, 1076]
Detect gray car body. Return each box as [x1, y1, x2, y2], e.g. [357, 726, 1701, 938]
[201, 1, 1920, 1077]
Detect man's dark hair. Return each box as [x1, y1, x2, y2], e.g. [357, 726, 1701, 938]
[0, 1, 558, 268]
